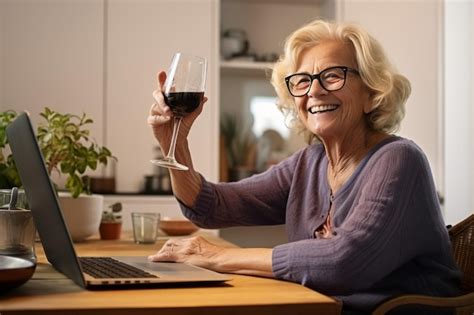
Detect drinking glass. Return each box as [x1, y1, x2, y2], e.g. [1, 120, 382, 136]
[0, 188, 36, 263]
[151, 53, 207, 171]
[131, 212, 160, 244]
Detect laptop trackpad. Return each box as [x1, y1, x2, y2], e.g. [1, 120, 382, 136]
[112, 256, 218, 278]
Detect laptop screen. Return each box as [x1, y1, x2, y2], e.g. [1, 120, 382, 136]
[7, 112, 86, 287]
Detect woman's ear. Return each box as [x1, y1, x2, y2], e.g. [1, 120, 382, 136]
[364, 102, 373, 114]
[363, 93, 376, 114]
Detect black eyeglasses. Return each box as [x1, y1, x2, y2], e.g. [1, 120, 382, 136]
[285, 66, 359, 97]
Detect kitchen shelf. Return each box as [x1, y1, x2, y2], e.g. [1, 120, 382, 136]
[220, 60, 274, 77]
[220, 60, 274, 70]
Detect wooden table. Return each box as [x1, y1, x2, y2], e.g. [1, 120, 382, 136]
[0, 233, 341, 315]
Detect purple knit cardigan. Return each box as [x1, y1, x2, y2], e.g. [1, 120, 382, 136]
[180, 136, 461, 311]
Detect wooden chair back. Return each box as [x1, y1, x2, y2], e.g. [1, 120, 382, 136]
[449, 214, 474, 293]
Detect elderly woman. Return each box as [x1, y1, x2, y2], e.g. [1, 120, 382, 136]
[147, 20, 460, 314]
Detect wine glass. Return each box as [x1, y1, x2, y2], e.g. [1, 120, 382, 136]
[151, 53, 207, 171]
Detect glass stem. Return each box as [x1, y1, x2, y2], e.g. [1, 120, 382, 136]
[166, 116, 183, 161]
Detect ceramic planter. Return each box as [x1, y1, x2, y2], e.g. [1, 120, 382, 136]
[58, 192, 103, 242]
[99, 222, 122, 240]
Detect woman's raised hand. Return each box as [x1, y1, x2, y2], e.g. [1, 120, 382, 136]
[147, 71, 207, 149]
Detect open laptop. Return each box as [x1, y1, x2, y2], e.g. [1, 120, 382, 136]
[6, 111, 230, 288]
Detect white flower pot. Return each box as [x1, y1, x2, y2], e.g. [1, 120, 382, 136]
[58, 192, 104, 242]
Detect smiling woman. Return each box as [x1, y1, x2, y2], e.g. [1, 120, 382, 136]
[272, 22, 411, 145]
[147, 19, 461, 315]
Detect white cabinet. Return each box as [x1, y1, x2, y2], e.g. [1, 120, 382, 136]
[0, 3, 218, 173]
[0, 0, 219, 217]
[0, 0, 105, 144]
[105, 0, 219, 192]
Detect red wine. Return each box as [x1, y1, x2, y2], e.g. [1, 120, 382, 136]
[164, 92, 204, 116]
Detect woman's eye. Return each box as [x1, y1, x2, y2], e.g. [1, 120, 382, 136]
[295, 77, 310, 86]
[324, 72, 339, 79]
[323, 71, 343, 81]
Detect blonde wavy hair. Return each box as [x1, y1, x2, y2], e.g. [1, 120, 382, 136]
[271, 20, 411, 143]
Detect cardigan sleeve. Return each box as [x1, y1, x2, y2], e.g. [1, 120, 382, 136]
[179, 148, 302, 228]
[272, 142, 440, 295]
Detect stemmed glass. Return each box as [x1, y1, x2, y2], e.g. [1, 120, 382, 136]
[151, 53, 207, 171]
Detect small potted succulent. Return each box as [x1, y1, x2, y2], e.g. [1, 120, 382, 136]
[99, 202, 122, 240]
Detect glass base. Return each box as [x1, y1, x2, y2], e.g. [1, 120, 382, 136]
[150, 158, 189, 171]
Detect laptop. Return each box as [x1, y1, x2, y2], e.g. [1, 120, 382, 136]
[6, 111, 230, 288]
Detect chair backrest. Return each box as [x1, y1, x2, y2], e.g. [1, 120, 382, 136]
[449, 214, 474, 293]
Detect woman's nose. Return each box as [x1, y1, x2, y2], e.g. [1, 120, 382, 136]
[307, 78, 328, 97]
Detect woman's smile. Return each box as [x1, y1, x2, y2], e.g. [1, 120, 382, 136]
[307, 104, 340, 114]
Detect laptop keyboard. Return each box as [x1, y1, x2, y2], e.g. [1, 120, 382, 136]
[79, 257, 158, 279]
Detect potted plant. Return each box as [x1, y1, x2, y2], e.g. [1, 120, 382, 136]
[0, 110, 22, 189]
[220, 113, 257, 181]
[99, 202, 122, 240]
[0, 108, 115, 241]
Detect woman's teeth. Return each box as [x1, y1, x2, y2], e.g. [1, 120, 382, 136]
[308, 104, 339, 114]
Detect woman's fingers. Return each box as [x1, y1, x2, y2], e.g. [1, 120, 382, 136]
[157, 71, 167, 90]
[180, 96, 208, 133]
[147, 102, 171, 126]
[151, 90, 170, 115]
[151, 71, 170, 114]
[147, 236, 215, 265]
[148, 239, 182, 262]
[149, 70, 208, 134]
[147, 112, 171, 126]
[148, 72, 172, 127]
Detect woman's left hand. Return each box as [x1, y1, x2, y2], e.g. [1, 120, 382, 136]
[148, 236, 224, 271]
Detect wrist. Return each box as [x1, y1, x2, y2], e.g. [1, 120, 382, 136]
[210, 247, 233, 273]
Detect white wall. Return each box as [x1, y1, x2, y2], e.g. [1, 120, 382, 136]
[104, 0, 219, 191]
[444, 0, 474, 224]
[341, 0, 444, 195]
[0, 0, 105, 143]
[0, 0, 219, 193]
